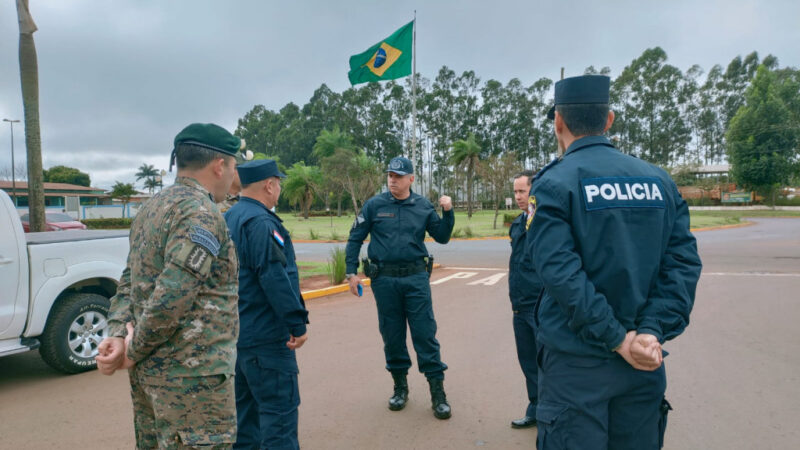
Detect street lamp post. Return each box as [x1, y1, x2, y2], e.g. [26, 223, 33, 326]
[3, 119, 21, 206]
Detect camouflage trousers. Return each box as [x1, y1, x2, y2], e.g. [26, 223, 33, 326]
[129, 371, 237, 449]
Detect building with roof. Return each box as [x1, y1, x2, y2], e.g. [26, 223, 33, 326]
[0, 181, 111, 208]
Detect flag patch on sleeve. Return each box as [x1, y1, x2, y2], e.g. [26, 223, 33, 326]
[272, 230, 285, 247]
[525, 195, 536, 231]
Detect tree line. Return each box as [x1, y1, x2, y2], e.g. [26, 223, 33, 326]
[235, 47, 800, 214]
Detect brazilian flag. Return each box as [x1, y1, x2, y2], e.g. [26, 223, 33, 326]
[348, 21, 413, 85]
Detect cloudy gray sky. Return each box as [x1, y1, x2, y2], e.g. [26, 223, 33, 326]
[1, 0, 798, 190]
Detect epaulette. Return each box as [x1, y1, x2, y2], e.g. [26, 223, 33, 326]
[532, 157, 561, 184]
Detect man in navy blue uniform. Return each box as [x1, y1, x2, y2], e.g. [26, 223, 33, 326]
[345, 156, 455, 420]
[528, 75, 702, 449]
[508, 169, 543, 429]
[225, 159, 310, 450]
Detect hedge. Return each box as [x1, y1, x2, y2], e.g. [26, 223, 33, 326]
[81, 218, 133, 229]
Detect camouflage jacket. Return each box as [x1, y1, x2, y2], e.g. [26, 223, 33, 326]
[108, 176, 239, 380]
[218, 193, 239, 213]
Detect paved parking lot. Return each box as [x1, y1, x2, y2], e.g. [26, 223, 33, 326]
[0, 218, 797, 449]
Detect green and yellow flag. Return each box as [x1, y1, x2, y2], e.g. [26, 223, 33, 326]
[348, 20, 413, 85]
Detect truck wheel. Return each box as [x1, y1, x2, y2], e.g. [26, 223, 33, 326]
[39, 292, 111, 374]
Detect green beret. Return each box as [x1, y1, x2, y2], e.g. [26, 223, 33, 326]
[170, 123, 245, 170]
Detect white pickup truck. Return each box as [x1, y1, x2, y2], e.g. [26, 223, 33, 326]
[0, 190, 129, 373]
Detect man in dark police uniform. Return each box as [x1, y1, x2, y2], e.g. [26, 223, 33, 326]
[345, 156, 455, 420]
[507, 169, 542, 429]
[225, 159, 310, 450]
[527, 75, 702, 449]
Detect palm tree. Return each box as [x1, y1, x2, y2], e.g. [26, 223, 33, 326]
[143, 177, 160, 194]
[450, 133, 482, 218]
[110, 182, 137, 218]
[135, 164, 159, 194]
[312, 127, 356, 160]
[16, 0, 45, 231]
[282, 162, 322, 219]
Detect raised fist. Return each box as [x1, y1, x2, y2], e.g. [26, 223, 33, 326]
[439, 195, 452, 211]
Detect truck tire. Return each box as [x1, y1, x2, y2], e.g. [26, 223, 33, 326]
[39, 292, 111, 374]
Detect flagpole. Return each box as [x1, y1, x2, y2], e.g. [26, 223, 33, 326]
[411, 11, 418, 165]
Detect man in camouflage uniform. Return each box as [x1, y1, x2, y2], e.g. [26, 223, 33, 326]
[96, 123, 244, 449]
[219, 150, 253, 213]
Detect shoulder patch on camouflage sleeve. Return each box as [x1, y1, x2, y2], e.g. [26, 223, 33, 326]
[177, 244, 214, 276]
[190, 225, 220, 257]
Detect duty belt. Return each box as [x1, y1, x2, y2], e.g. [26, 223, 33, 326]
[376, 261, 427, 278]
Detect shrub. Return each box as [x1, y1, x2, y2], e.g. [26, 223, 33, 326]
[81, 218, 132, 229]
[775, 196, 800, 206]
[463, 226, 474, 238]
[451, 228, 463, 238]
[329, 229, 341, 241]
[685, 197, 719, 207]
[503, 212, 519, 225]
[309, 228, 319, 240]
[326, 247, 347, 284]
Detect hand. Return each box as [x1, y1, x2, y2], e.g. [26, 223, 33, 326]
[439, 195, 452, 211]
[286, 332, 308, 350]
[616, 331, 661, 371]
[95, 337, 125, 375]
[348, 275, 363, 296]
[120, 322, 136, 370]
[630, 333, 662, 369]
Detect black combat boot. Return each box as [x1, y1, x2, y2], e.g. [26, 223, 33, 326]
[388, 373, 409, 411]
[428, 378, 451, 419]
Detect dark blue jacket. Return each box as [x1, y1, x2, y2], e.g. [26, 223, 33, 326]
[528, 136, 702, 358]
[225, 197, 308, 357]
[509, 212, 543, 309]
[346, 190, 454, 273]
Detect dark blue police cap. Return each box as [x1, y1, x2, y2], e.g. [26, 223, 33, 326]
[386, 156, 413, 175]
[547, 75, 611, 120]
[237, 159, 286, 185]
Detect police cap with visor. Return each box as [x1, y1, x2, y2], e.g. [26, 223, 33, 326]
[546, 75, 610, 120]
[237, 159, 286, 185]
[386, 156, 414, 175]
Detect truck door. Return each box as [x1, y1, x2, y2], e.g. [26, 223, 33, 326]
[0, 194, 25, 334]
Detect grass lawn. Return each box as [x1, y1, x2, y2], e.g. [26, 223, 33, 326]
[281, 208, 800, 241]
[690, 210, 800, 229]
[282, 210, 514, 241]
[295, 260, 329, 280]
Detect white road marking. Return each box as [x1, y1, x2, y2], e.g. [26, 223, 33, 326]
[467, 272, 507, 286]
[431, 272, 478, 285]
[703, 272, 800, 277]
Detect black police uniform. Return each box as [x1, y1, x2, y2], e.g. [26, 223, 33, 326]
[528, 134, 702, 449]
[345, 190, 454, 379]
[508, 212, 543, 422]
[225, 161, 309, 450]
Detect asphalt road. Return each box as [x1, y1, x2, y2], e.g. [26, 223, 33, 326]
[0, 218, 798, 449]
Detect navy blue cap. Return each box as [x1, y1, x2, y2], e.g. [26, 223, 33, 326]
[237, 159, 286, 185]
[386, 156, 413, 175]
[547, 75, 611, 120]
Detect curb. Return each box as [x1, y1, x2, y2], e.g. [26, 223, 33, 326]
[301, 264, 442, 300]
[691, 221, 755, 232]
